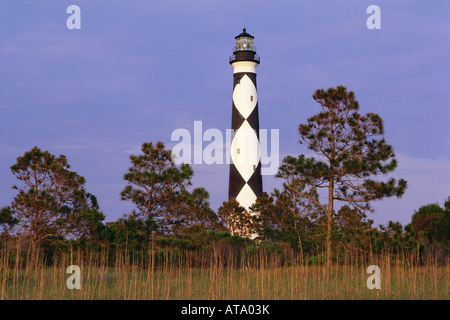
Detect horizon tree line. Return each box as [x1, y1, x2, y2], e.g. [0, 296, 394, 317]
[1, 86, 449, 263]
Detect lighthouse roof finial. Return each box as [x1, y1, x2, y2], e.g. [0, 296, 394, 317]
[235, 28, 254, 39]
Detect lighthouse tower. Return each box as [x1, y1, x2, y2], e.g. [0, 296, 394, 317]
[228, 28, 263, 215]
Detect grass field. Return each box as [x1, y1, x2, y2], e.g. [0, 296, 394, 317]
[1, 247, 449, 300]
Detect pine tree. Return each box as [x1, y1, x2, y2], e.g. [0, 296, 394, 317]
[120, 141, 218, 237]
[0, 206, 17, 233]
[218, 199, 256, 238]
[278, 86, 407, 269]
[7, 147, 101, 254]
[251, 187, 325, 254]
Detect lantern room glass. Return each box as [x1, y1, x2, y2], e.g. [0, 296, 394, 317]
[235, 37, 254, 51]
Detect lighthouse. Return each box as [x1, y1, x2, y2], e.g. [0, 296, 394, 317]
[228, 28, 263, 216]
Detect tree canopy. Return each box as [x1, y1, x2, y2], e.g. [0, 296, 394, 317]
[5, 146, 103, 251]
[278, 86, 407, 267]
[121, 141, 220, 237]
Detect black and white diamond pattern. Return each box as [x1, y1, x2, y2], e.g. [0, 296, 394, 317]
[229, 72, 263, 210]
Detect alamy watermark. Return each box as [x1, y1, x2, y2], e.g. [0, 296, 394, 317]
[66, 5, 81, 30]
[171, 121, 280, 175]
[366, 265, 381, 290]
[367, 5, 381, 30]
[66, 5, 381, 31]
[66, 265, 81, 289]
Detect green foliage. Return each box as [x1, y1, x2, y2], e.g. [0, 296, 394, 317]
[218, 199, 256, 238]
[0, 138, 446, 265]
[277, 86, 408, 266]
[279, 85, 407, 212]
[6, 146, 102, 251]
[444, 196, 450, 211]
[412, 201, 449, 244]
[0, 206, 18, 232]
[69, 193, 106, 246]
[120, 142, 220, 237]
[102, 213, 156, 250]
[333, 205, 372, 251]
[251, 190, 325, 255]
[120, 141, 192, 220]
[437, 211, 450, 243]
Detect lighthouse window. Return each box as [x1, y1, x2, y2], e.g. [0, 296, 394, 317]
[237, 148, 240, 154]
[250, 96, 254, 101]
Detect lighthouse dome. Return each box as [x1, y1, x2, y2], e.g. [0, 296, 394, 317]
[235, 28, 255, 39]
[230, 28, 260, 64]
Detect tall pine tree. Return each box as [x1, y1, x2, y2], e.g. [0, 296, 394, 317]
[121, 141, 218, 237]
[7, 147, 102, 254]
[278, 86, 407, 269]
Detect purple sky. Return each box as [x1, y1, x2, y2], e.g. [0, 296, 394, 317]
[1, 1, 449, 226]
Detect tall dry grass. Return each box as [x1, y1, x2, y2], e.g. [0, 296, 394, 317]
[0, 245, 448, 300]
